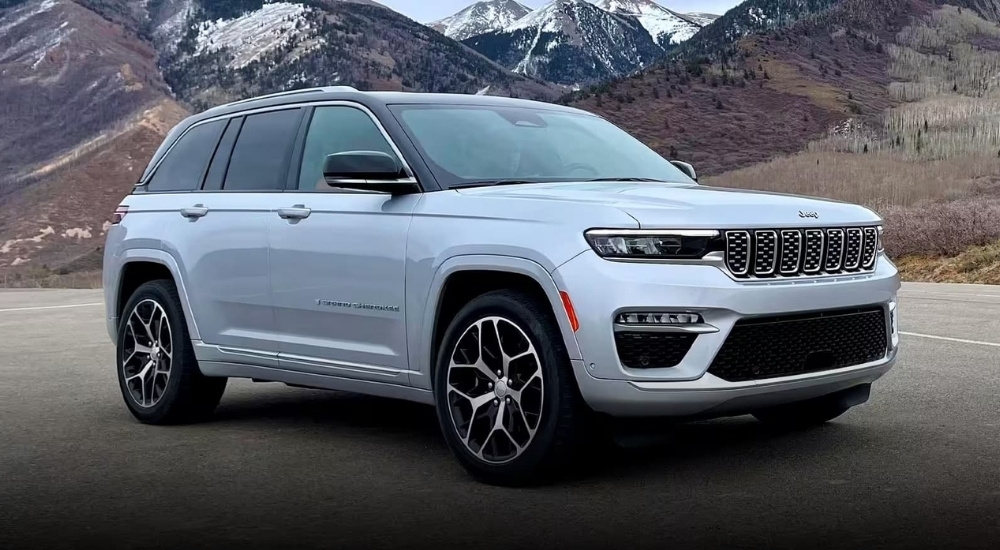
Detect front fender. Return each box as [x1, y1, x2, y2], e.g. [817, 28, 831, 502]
[406, 254, 583, 392]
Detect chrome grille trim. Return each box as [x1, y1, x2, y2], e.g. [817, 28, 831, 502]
[723, 226, 880, 279]
[753, 230, 778, 276]
[862, 227, 879, 269]
[779, 230, 802, 274]
[826, 229, 845, 271]
[803, 229, 825, 273]
[725, 231, 751, 276]
[844, 228, 863, 270]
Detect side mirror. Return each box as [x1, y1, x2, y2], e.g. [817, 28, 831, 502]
[323, 151, 419, 195]
[671, 160, 698, 182]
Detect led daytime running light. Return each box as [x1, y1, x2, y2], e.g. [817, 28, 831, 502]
[616, 312, 703, 325]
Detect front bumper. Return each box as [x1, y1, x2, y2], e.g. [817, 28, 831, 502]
[552, 251, 901, 417]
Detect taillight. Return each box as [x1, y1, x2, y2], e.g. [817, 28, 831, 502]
[112, 205, 128, 225]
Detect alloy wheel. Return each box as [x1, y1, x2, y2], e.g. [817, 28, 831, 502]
[121, 299, 173, 408]
[446, 316, 544, 464]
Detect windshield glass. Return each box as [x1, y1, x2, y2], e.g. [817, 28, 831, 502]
[388, 104, 693, 188]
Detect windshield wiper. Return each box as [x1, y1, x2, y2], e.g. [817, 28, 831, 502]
[450, 179, 539, 189]
[586, 177, 664, 182]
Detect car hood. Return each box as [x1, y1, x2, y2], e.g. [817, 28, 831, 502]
[454, 181, 881, 228]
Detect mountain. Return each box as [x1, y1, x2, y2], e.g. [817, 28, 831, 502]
[564, 0, 920, 176]
[159, 0, 557, 110]
[0, 0, 172, 188]
[429, 0, 533, 41]
[680, 0, 841, 57]
[0, 0, 185, 273]
[462, 0, 665, 85]
[592, 0, 703, 46]
[681, 12, 721, 26]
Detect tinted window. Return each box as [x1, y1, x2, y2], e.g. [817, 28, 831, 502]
[389, 105, 692, 188]
[297, 106, 397, 190]
[202, 118, 243, 191]
[147, 120, 226, 192]
[224, 109, 302, 191]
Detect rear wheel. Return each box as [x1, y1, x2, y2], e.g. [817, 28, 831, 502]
[433, 290, 586, 486]
[117, 279, 226, 425]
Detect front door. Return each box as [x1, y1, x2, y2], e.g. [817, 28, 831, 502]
[268, 104, 420, 384]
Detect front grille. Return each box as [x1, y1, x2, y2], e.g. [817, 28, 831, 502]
[708, 306, 888, 382]
[725, 226, 879, 279]
[615, 332, 696, 369]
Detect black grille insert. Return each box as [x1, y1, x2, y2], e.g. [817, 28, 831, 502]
[615, 332, 696, 369]
[708, 306, 888, 382]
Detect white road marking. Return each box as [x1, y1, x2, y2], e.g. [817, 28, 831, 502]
[0, 302, 103, 313]
[901, 332, 1000, 348]
[900, 291, 1000, 299]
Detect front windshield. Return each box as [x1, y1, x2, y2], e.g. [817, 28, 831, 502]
[388, 104, 693, 188]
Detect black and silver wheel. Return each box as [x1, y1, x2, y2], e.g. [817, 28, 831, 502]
[117, 279, 226, 425]
[434, 290, 586, 486]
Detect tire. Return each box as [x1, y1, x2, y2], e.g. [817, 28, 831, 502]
[433, 290, 587, 486]
[116, 279, 227, 425]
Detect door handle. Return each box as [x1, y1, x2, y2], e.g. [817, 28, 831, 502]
[180, 205, 208, 219]
[278, 205, 311, 220]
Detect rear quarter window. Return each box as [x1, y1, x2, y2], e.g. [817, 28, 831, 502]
[146, 119, 227, 192]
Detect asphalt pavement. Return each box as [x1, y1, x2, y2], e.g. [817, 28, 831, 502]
[1, 284, 998, 550]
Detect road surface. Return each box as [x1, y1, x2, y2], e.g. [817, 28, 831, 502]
[1, 283, 998, 549]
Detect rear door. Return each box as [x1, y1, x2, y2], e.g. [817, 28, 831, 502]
[268, 103, 421, 384]
[156, 108, 303, 360]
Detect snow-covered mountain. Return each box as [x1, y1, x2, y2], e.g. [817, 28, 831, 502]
[429, 0, 533, 41]
[462, 0, 664, 86]
[591, 0, 701, 46]
[682, 12, 721, 26]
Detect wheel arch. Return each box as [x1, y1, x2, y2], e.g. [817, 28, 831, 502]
[112, 249, 200, 341]
[415, 255, 583, 391]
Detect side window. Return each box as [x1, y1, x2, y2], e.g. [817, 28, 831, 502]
[297, 106, 397, 190]
[202, 117, 243, 191]
[147, 119, 227, 192]
[223, 109, 302, 191]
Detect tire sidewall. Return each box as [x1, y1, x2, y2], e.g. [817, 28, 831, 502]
[433, 292, 570, 481]
[116, 281, 191, 423]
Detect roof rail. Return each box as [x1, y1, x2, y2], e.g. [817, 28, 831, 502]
[216, 86, 359, 109]
[224, 87, 325, 107]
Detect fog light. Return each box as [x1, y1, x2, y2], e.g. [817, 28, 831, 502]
[615, 312, 703, 325]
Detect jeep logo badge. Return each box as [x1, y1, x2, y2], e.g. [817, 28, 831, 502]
[799, 211, 819, 219]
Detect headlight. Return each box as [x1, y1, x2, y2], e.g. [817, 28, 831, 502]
[877, 225, 885, 253]
[585, 229, 721, 259]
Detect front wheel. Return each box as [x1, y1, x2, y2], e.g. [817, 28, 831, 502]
[116, 279, 227, 425]
[433, 290, 587, 486]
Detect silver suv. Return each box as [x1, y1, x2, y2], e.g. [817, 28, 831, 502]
[103, 87, 900, 485]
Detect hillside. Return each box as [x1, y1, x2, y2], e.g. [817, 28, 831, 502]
[0, 0, 171, 189]
[566, 0, 915, 176]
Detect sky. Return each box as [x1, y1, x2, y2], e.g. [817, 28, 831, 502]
[378, 0, 743, 24]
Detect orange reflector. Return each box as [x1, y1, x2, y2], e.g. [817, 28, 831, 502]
[559, 291, 580, 332]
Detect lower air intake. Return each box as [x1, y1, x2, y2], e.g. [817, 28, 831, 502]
[708, 306, 888, 382]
